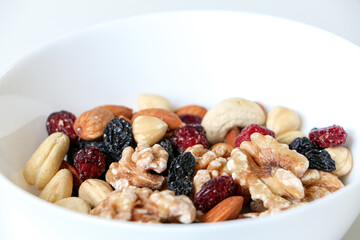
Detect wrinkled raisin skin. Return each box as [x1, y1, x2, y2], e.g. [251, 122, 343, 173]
[103, 117, 134, 163]
[158, 139, 176, 176]
[194, 176, 236, 212]
[167, 152, 195, 196]
[309, 125, 347, 148]
[305, 149, 336, 172]
[289, 137, 317, 155]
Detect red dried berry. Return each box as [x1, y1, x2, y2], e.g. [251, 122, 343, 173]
[73, 146, 106, 181]
[309, 125, 348, 148]
[234, 123, 275, 147]
[179, 114, 202, 125]
[194, 176, 236, 212]
[46, 110, 79, 145]
[171, 124, 209, 153]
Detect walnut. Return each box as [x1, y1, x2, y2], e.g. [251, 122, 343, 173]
[240, 133, 309, 178]
[132, 142, 168, 173]
[302, 170, 344, 193]
[303, 186, 331, 202]
[227, 148, 291, 209]
[193, 170, 211, 194]
[106, 146, 165, 190]
[91, 187, 196, 224]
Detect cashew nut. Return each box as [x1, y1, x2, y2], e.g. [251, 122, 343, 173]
[202, 98, 266, 144]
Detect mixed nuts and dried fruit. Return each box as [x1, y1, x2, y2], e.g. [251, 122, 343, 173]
[23, 94, 353, 223]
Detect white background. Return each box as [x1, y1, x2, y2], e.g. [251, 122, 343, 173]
[1, 1, 360, 239]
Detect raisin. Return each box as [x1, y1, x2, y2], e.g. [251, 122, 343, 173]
[289, 137, 317, 155]
[73, 146, 106, 181]
[305, 149, 336, 172]
[171, 124, 209, 153]
[309, 125, 348, 148]
[103, 117, 134, 163]
[158, 139, 176, 176]
[179, 114, 202, 125]
[167, 152, 195, 196]
[194, 176, 236, 212]
[46, 110, 79, 145]
[234, 123, 275, 147]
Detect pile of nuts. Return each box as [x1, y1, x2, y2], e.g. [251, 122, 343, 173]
[22, 94, 353, 223]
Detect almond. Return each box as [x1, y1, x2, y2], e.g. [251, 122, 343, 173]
[201, 196, 244, 223]
[224, 126, 241, 146]
[131, 108, 182, 130]
[94, 105, 133, 119]
[73, 108, 115, 140]
[175, 105, 207, 118]
[60, 161, 83, 190]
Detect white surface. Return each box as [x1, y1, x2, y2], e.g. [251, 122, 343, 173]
[1, 1, 360, 240]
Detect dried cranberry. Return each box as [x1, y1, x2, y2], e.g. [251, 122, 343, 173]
[234, 123, 275, 147]
[171, 124, 209, 153]
[309, 125, 348, 148]
[73, 146, 106, 181]
[194, 176, 236, 212]
[46, 110, 79, 145]
[179, 114, 202, 125]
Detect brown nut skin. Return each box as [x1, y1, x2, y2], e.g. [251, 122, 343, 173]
[94, 105, 133, 119]
[131, 108, 182, 130]
[175, 105, 207, 118]
[73, 108, 115, 140]
[201, 196, 244, 223]
[224, 127, 241, 146]
[60, 161, 83, 190]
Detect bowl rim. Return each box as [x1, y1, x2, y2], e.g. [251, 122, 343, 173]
[1, 10, 360, 229]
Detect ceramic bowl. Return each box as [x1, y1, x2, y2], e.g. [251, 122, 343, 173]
[1, 11, 360, 240]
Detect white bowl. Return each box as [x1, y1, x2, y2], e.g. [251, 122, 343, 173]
[1, 11, 360, 240]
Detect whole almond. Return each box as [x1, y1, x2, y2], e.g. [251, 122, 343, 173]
[132, 116, 168, 146]
[39, 169, 73, 203]
[23, 132, 70, 190]
[224, 126, 241, 146]
[201, 196, 244, 223]
[138, 94, 172, 112]
[131, 108, 182, 130]
[175, 105, 207, 118]
[55, 197, 91, 214]
[73, 108, 115, 140]
[60, 161, 83, 190]
[95, 105, 133, 119]
[78, 179, 113, 208]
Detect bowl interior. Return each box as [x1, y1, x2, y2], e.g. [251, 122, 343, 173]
[0, 10, 360, 229]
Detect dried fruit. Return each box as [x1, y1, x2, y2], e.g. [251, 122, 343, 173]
[234, 123, 275, 147]
[179, 114, 202, 125]
[46, 110, 79, 145]
[309, 125, 348, 148]
[289, 137, 317, 155]
[194, 175, 236, 212]
[171, 124, 209, 153]
[305, 149, 336, 172]
[158, 139, 176, 175]
[103, 117, 134, 162]
[73, 146, 106, 181]
[167, 152, 195, 196]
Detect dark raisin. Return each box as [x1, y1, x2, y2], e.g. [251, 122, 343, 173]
[309, 125, 348, 148]
[289, 137, 317, 155]
[234, 123, 275, 147]
[103, 117, 134, 163]
[305, 149, 336, 172]
[194, 176, 236, 212]
[167, 152, 195, 196]
[158, 139, 176, 176]
[171, 124, 209, 153]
